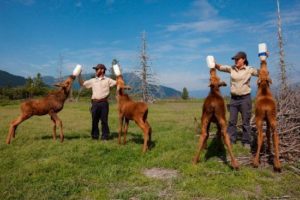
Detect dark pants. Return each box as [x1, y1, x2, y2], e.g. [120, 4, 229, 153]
[227, 94, 252, 145]
[91, 101, 110, 140]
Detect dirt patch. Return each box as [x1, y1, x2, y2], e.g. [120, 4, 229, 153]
[143, 168, 179, 179]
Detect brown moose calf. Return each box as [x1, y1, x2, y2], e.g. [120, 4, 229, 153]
[6, 75, 75, 144]
[193, 68, 239, 169]
[115, 75, 152, 153]
[253, 60, 281, 172]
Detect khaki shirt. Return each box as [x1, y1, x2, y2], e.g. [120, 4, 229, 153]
[83, 76, 116, 100]
[219, 65, 258, 96]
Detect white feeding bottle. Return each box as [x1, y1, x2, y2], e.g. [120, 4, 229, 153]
[72, 64, 82, 76]
[206, 55, 215, 68]
[258, 43, 267, 60]
[113, 64, 122, 76]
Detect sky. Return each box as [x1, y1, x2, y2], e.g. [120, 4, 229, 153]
[0, 0, 299, 91]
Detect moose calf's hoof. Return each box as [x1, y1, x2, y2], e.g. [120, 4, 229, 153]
[192, 157, 199, 165]
[252, 159, 259, 168]
[231, 161, 239, 170]
[273, 166, 282, 173]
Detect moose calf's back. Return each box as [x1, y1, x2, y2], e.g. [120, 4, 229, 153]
[21, 92, 66, 116]
[119, 100, 148, 120]
[203, 94, 226, 117]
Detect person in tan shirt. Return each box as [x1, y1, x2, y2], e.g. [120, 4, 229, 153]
[215, 51, 258, 149]
[78, 64, 116, 140]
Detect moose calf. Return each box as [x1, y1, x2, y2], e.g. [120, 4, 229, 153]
[193, 68, 239, 169]
[6, 75, 75, 144]
[253, 60, 281, 172]
[115, 75, 152, 153]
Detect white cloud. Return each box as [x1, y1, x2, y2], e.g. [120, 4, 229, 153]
[281, 1, 300, 26]
[203, 44, 237, 55]
[106, 0, 115, 6]
[75, 1, 82, 8]
[157, 69, 209, 91]
[183, 0, 218, 19]
[58, 46, 138, 74]
[151, 37, 211, 57]
[166, 19, 236, 33]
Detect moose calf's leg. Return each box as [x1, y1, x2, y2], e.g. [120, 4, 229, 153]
[58, 118, 64, 142]
[50, 116, 57, 141]
[203, 122, 211, 150]
[223, 131, 239, 169]
[136, 119, 149, 153]
[218, 119, 239, 169]
[272, 125, 281, 172]
[193, 117, 210, 164]
[118, 117, 123, 144]
[253, 120, 264, 168]
[143, 127, 150, 153]
[123, 119, 129, 145]
[265, 122, 271, 154]
[50, 112, 60, 141]
[6, 114, 29, 144]
[146, 121, 152, 147]
[50, 112, 64, 143]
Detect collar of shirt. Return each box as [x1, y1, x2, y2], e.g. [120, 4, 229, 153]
[96, 76, 105, 80]
[233, 65, 247, 72]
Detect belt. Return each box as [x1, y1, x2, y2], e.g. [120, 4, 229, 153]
[91, 98, 108, 103]
[231, 93, 250, 99]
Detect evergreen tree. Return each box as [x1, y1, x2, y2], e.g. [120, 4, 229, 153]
[32, 73, 48, 96]
[25, 77, 34, 98]
[181, 87, 189, 100]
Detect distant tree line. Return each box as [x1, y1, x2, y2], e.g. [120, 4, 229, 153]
[0, 73, 95, 101]
[0, 73, 49, 100]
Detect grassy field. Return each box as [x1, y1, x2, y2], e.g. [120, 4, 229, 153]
[0, 99, 299, 200]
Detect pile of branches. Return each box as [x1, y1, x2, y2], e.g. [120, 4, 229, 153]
[276, 86, 300, 163]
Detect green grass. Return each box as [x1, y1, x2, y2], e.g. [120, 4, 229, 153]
[0, 100, 299, 200]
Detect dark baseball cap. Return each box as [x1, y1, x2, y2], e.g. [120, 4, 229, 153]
[231, 51, 247, 60]
[93, 64, 107, 70]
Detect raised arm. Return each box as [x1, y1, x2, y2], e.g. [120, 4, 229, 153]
[250, 67, 259, 77]
[78, 73, 85, 87]
[215, 63, 231, 73]
[215, 63, 221, 70]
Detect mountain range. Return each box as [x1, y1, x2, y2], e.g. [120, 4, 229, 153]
[0, 70, 181, 99]
[0, 70, 26, 87]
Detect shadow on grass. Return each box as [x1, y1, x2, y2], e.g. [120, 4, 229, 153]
[40, 131, 119, 141]
[204, 136, 228, 165]
[40, 133, 90, 140]
[129, 132, 156, 150]
[251, 132, 275, 165]
[108, 132, 119, 140]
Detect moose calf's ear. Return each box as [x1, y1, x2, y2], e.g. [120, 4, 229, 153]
[268, 78, 273, 84]
[219, 81, 227, 87]
[257, 79, 261, 85]
[124, 85, 132, 90]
